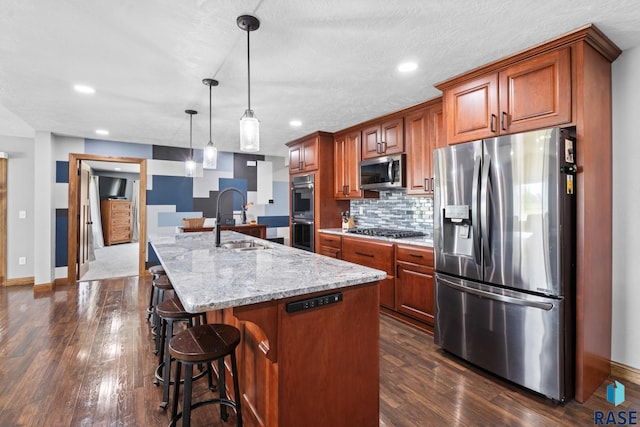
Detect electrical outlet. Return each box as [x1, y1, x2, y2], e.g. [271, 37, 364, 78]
[18, 257, 26, 265]
[18, 210, 26, 219]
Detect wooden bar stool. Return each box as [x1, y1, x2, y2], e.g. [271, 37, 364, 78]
[152, 275, 174, 354]
[155, 297, 208, 409]
[147, 264, 165, 320]
[169, 324, 243, 427]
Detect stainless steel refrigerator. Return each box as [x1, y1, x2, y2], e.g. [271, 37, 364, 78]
[433, 127, 576, 402]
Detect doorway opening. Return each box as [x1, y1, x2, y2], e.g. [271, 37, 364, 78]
[67, 153, 147, 284]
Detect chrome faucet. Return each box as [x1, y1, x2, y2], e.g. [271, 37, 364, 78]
[215, 187, 247, 247]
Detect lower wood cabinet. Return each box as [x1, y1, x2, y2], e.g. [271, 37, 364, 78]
[341, 236, 395, 309]
[206, 282, 380, 427]
[324, 232, 435, 331]
[317, 233, 342, 259]
[395, 244, 435, 326]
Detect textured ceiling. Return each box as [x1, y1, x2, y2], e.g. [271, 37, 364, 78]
[1, 0, 640, 157]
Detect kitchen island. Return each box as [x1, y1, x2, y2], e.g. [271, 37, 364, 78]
[150, 231, 387, 427]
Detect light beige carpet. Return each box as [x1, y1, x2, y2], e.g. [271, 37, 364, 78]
[79, 242, 139, 282]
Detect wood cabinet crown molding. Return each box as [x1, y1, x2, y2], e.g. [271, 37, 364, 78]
[435, 23, 621, 91]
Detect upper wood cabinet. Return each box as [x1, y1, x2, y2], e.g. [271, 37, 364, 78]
[443, 48, 572, 144]
[334, 130, 364, 199]
[361, 117, 404, 159]
[405, 101, 445, 196]
[288, 135, 318, 173]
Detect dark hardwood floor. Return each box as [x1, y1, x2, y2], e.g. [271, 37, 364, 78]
[0, 277, 637, 426]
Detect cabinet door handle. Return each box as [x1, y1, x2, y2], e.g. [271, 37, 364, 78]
[396, 265, 400, 278]
[501, 112, 508, 131]
[409, 253, 424, 258]
[355, 251, 374, 258]
[380, 140, 387, 153]
[431, 178, 434, 193]
[424, 178, 429, 191]
[298, 161, 303, 170]
[490, 114, 497, 133]
[345, 185, 349, 195]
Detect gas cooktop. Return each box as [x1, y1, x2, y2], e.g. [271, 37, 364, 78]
[347, 228, 425, 238]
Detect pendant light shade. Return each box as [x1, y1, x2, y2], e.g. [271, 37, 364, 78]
[202, 78, 219, 169]
[237, 15, 260, 152]
[185, 109, 197, 177]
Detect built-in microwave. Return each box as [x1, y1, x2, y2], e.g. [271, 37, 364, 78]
[359, 154, 405, 190]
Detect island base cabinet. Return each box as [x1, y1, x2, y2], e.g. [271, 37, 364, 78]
[209, 282, 380, 427]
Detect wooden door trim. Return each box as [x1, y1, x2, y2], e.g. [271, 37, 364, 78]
[67, 153, 147, 284]
[0, 157, 6, 286]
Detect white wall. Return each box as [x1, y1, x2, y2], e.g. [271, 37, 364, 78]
[612, 46, 640, 370]
[0, 135, 35, 279]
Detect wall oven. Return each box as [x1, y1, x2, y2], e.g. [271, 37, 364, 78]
[291, 174, 315, 252]
[291, 174, 314, 220]
[291, 219, 314, 252]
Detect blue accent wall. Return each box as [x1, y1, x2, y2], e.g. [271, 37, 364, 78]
[56, 161, 69, 183]
[147, 175, 194, 211]
[257, 215, 289, 227]
[55, 209, 68, 267]
[57, 138, 288, 270]
[219, 178, 248, 210]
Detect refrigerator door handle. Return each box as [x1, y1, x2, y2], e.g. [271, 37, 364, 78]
[438, 276, 555, 311]
[480, 154, 492, 266]
[471, 155, 482, 265]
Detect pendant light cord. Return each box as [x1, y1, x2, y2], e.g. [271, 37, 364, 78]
[189, 113, 193, 158]
[209, 83, 212, 141]
[246, 28, 251, 111]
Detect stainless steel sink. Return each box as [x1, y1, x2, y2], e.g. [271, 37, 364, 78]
[221, 240, 267, 250]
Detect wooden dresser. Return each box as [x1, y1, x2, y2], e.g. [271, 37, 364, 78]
[100, 199, 132, 246]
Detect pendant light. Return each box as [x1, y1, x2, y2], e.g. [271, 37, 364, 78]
[237, 14, 260, 152]
[185, 109, 197, 177]
[202, 78, 219, 169]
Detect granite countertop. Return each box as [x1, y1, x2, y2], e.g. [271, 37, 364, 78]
[319, 228, 434, 248]
[150, 231, 387, 313]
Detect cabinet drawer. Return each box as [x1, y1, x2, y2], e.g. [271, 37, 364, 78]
[342, 237, 393, 274]
[396, 244, 434, 266]
[318, 246, 341, 259]
[110, 201, 131, 212]
[111, 216, 131, 226]
[111, 225, 131, 235]
[318, 234, 342, 249]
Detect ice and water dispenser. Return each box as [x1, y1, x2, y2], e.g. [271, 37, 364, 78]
[441, 205, 474, 257]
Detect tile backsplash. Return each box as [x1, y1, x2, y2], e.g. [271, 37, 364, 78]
[349, 190, 434, 238]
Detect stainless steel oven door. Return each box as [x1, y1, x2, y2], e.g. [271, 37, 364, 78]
[291, 219, 314, 252]
[291, 175, 315, 219]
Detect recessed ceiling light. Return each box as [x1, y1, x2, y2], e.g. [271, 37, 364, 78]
[289, 120, 302, 127]
[74, 84, 96, 94]
[397, 62, 418, 73]
[95, 129, 109, 135]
